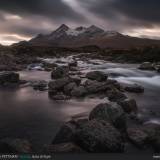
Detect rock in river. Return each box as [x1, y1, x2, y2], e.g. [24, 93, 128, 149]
[71, 86, 87, 97]
[138, 62, 155, 70]
[118, 99, 138, 114]
[75, 120, 124, 152]
[86, 71, 108, 82]
[89, 103, 126, 131]
[125, 84, 144, 93]
[48, 77, 71, 92]
[107, 88, 127, 102]
[52, 121, 77, 144]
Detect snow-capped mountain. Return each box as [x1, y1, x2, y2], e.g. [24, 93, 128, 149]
[28, 24, 160, 49]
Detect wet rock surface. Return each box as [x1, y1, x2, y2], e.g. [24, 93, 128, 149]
[75, 120, 124, 152]
[89, 103, 126, 131]
[119, 99, 138, 114]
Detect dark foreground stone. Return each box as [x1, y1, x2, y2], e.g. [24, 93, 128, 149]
[89, 103, 126, 131]
[75, 120, 124, 152]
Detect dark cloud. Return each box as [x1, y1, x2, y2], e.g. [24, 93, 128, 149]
[79, 0, 160, 27]
[0, 0, 160, 44]
[0, 0, 84, 21]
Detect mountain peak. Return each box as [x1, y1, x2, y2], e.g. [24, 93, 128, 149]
[87, 25, 104, 33]
[56, 24, 69, 32]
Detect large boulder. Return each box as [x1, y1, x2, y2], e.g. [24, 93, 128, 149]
[118, 99, 138, 114]
[0, 71, 19, 85]
[75, 120, 124, 152]
[71, 86, 87, 97]
[52, 119, 88, 145]
[138, 62, 155, 70]
[51, 66, 69, 79]
[125, 84, 144, 93]
[86, 71, 108, 82]
[52, 121, 77, 145]
[0, 138, 32, 153]
[89, 103, 126, 131]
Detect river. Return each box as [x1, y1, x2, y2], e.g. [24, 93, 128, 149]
[0, 55, 160, 152]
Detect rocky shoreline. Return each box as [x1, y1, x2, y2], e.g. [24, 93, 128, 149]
[0, 55, 159, 154]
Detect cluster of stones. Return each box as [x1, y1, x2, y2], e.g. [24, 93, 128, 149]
[38, 61, 160, 153]
[44, 102, 160, 153]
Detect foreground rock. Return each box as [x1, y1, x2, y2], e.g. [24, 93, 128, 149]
[44, 143, 84, 153]
[0, 71, 19, 85]
[53, 121, 77, 144]
[142, 123, 160, 152]
[0, 138, 32, 153]
[89, 103, 126, 131]
[118, 99, 138, 114]
[86, 71, 108, 82]
[125, 84, 144, 93]
[75, 120, 124, 152]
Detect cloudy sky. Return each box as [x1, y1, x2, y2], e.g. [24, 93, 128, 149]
[0, 0, 160, 45]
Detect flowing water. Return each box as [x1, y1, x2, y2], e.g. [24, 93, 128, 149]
[0, 55, 160, 151]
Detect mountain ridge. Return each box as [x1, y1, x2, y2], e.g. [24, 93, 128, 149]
[15, 24, 160, 49]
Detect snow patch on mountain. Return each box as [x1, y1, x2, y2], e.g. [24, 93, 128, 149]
[66, 28, 86, 36]
[105, 31, 119, 37]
